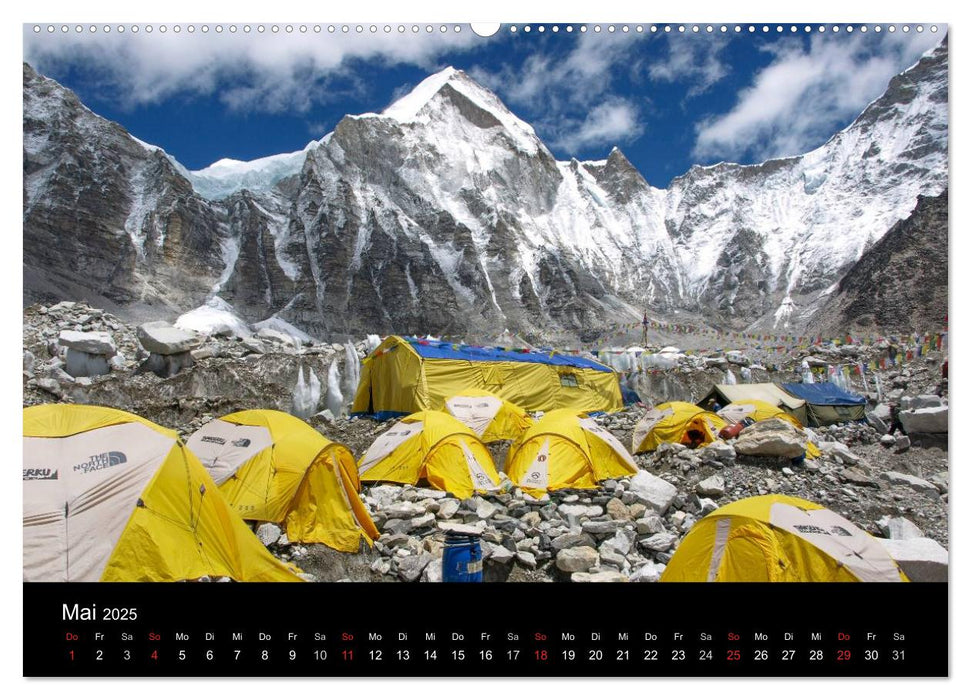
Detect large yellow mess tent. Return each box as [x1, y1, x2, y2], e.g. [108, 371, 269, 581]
[631, 402, 727, 454]
[660, 494, 908, 582]
[699, 383, 808, 426]
[358, 411, 502, 499]
[505, 409, 638, 496]
[23, 404, 302, 582]
[185, 410, 379, 552]
[444, 389, 533, 443]
[351, 336, 622, 419]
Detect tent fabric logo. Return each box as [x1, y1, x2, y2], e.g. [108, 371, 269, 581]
[231, 438, 252, 448]
[23, 468, 58, 481]
[72, 451, 127, 474]
[201, 435, 226, 445]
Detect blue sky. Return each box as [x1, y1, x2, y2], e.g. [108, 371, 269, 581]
[23, 23, 942, 187]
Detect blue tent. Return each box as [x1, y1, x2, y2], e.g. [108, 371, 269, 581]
[781, 381, 866, 426]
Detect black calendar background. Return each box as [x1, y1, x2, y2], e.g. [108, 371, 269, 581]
[24, 582, 947, 677]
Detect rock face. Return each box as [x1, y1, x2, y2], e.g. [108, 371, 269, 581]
[23, 39, 948, 338]
[734, 418, 808, 459]
[815, 189, 949, 336]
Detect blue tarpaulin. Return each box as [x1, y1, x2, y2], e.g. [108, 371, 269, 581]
[781, 381, 866, 406]
[401, 336, 613, 373]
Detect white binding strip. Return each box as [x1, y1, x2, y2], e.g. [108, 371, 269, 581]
[706, 518, 732, 582]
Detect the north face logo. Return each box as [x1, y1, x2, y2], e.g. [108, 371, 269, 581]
[23, 468, 58, 480]
[73, 451, 127, 474]
[231, 438, 251, 448]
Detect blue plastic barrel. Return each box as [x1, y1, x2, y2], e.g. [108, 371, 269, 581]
[441, 533, 483, 582]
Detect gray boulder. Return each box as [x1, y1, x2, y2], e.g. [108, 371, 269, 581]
[628, 471, 678, 514]
[630, 561, 666, 582]
[58, 330, 116, 356]
[695, 475, 725, 498]
[555, 546, 600, 573]
[879, 538, 948, 582]
[880, 471, 940, 498]
[136, 321, 201, 355]
[899, 405, 948, 434]
[735, 418, 807, 458]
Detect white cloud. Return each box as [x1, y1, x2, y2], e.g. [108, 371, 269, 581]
[551, 99, 644, 152]
[469, 32, 649, 154]
[647, 34, 729, 98]
[22, 26, 482, 114]
[693, 31, 943, 162]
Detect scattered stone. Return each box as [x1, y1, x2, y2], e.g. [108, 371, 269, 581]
[581, 520, 622, 535]
[515, 551, 538, 569]
[555, 546, 600, 573]
[880, 471, 940, 498]
[256, 523, 282, 546]
[572, 571, 628, 582]
[630, 561, 666, 582]
[416, 559, 441, 583]
[489, 545, 516, 564]
[558, 503, 604, 518]
[635, 515, 666, 535]
[627, 471, 678, 514]
[817, 441, 860, 465]
[398, 553, 433, 582]
[605, 498, 632, 521]
[639, 532, 678, 552]
[695, 475, 725, 498]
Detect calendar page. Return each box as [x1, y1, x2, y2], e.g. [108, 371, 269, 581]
[21, 16, 949, 678]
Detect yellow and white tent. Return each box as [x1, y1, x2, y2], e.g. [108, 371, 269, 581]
[631, 402, 727, 454]
[505, 409, 638, 496]
[717, 399, 803, 427]
[358, 411, 502, 499]
[444, 389, 534, 443]
[23, 404, 302, 582]
[700, 383, 809, 426]
[660, 494, 908, 582]
[186, 410, 379, 552]
[351, 335, 622, 418]
[717, 400, 821, 460]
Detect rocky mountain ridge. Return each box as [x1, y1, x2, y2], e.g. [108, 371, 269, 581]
[23, 38, 948, 342]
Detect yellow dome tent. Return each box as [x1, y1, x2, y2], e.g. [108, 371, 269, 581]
[660, 494, 908, 582]
[505, 409, 638, 496]
[358, 411, 502, 499]
[631, 402, 727, 454]
[444, 389, 534, 443]
[717, 400, 821, 460]
[23, 404, 302, 582]
[186, 410, 379, 552]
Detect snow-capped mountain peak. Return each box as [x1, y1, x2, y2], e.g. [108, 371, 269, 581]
[22, 39, 949, 341]
[381, 66, 461, 121]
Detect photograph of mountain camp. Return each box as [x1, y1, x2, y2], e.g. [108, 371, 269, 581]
[22, 24, 948, 584]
